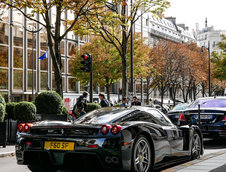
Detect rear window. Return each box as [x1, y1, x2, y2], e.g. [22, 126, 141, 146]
[74, 108, 134, 125]
[190, 99, 226, 108]
[172, 104, 189, 111]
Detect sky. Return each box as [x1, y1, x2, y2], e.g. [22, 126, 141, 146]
[164, 0, 226, 31]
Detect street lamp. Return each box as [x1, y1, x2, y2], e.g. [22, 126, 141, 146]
[201, 41, 211, 97]
[130, 0, 134, 96]
[23, 25, 42, 101]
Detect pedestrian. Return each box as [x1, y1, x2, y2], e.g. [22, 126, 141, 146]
[99, 93, 110, 107]
[72, 91, 88, 117]
[120, 97, 128, 107]
[131, 96, 141, 106]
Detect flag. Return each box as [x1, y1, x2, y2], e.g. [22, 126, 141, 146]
[39, 50, 48, 60]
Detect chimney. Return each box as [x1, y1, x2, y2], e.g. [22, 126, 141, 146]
[165, 17, 176, 24]
[205, 18, 208, 28]
[196, 23, 199, 31]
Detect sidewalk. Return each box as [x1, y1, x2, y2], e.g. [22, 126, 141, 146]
[0, 145, 15, 158]
[162, 150, 226, 172]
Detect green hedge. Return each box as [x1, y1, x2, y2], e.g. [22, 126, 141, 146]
[0, 104, 6, 122]
[87, 103, 101, 113]
[113, 103, 121, 107]
[14, 101, 36, 121]
[6, 102, 18, 119]
[0, 95, 6, 107]
[62, 106, 69, 116]
[35, 91, 63, 115]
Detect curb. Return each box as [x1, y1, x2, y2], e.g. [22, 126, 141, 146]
[161, 150, 226, 172]
[0, 151, 15, 158]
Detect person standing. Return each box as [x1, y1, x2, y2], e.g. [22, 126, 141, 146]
[99, 93, 110, 107]
[131, 96, 141, 106]
[120, 97, 128, 107]
[72, 91, 88, 117]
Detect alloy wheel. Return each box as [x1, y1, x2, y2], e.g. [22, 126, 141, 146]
[133, 137, 151, 172]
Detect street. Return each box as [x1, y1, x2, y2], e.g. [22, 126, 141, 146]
[1, 138, 226, 172]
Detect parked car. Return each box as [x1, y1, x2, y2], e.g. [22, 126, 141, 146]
[181, 97, 226, 138]
[167, 103, 190, 125]
[16, 107, 203, 172]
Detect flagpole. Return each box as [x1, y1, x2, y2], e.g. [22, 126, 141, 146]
[23, 26, 42, 101]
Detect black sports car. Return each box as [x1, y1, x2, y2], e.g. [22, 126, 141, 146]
[16, 107, 203, 172]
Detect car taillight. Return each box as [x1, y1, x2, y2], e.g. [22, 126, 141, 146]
[18, 123, 32, 132]
[222, 116, 226, 121]
[24, 123, 32, 132]
[101, 124, 111, 134]
[18, 123, 25, 132]
[178, 112, 186, 121]
[111, 125, 122, 135]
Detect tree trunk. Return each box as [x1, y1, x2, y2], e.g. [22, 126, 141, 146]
[121, 2, 127, 98]
[146, 77, 150, 105]
[105, 77, 111, 101]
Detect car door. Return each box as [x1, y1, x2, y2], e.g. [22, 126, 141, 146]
[147, 109, 184, 155]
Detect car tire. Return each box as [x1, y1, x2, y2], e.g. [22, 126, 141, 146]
[132, 135, 152, 172]
[27, 165, 56, 172]
[191, 132, 201, 160]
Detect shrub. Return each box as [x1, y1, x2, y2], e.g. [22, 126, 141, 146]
[14, 102, 36, 121]
[62, 106, 69, 116]
[87, 103, 101, 113]
[0, 104, 6, 122]
[6, 102, 18, 119]
[0, 95, 6, 107]
[35, 91, 63, 115]
[113, 103, 121, 107]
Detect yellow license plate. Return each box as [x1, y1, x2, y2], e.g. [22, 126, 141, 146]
[44, 141, 74, 151]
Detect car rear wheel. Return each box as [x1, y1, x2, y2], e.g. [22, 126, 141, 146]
[132, 135, 152, 172]
[27, 165, 56, 172]
[191, 132, 201, 160]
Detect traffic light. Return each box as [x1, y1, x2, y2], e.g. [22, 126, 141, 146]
[80, 54, 91, 72]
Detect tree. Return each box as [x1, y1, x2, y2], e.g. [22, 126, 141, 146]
[72, 36, 122, 101]
[0, 0, 102, 97]
[82, 0, 170, 97]
[211, 34, 226, 95]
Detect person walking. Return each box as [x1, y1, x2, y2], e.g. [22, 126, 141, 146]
[131, 96, 141, 106]
[99, 93, 110, 108]
[72, 91, 88, 117]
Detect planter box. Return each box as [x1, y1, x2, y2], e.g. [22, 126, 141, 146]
[0, 122, 6, 147]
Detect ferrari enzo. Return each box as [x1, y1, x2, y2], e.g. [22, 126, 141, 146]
[16, 107, 203, 172]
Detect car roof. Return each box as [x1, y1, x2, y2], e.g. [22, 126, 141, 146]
[195, 96, 226, 100]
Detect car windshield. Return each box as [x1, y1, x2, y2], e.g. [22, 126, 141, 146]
[172, 104, 189, 111]
[74, 107, 134, 125]
[190, 99, 226, 108]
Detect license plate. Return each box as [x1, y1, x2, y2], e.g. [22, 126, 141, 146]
[194, 115, 213, 120]
[44, 141, 74, 151]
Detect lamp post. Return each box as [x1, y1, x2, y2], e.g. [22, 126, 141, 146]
[130, 0, 134, 96]
[23, 25, 42, 101]
[201, 41, 211, 97]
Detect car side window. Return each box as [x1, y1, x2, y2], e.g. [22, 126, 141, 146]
[121, 112, 159, 124]
[147, 109, 172, 125]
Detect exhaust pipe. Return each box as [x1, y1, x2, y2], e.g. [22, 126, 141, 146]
[105, 156, 112, 163]
[112, 157, 119, 164]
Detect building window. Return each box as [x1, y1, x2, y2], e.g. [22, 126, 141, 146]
[146, 19, 149, 26]
[0, 69, 8, 90]
[14, 47, 23, 69]
[13, 70, 23, 90]
[0, 45, 8, 67]
[27, 71, 36, 91]
[68, 77, 77, 92]
[40, 72, 48, 90]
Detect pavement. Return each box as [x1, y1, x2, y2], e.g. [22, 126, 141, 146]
[0, 145, 15, 158]
[1, 145, 226, 172]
